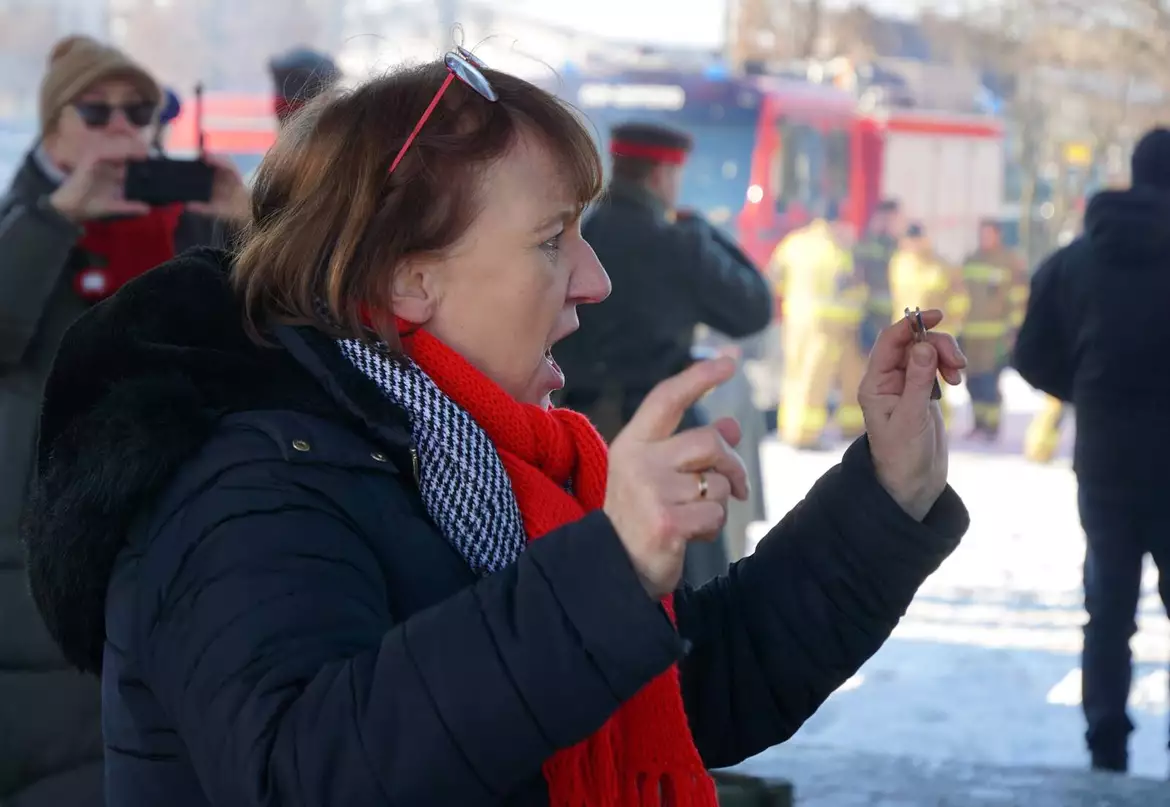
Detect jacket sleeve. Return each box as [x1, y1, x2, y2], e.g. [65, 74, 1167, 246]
[0, 193, 81, 366]
[674, 437, 968, 769]
[673, 216, 773, 337]
[1012, 249, 1073, 401]
[140, 464, 685, 806]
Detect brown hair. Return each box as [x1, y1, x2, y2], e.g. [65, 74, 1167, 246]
[233, 61, 603, 348]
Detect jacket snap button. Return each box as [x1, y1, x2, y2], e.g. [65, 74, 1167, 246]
[370, 451, 387, 462]
[291, 439, 310, 452]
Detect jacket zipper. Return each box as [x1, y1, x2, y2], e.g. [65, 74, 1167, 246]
[409, 446, 420, 485]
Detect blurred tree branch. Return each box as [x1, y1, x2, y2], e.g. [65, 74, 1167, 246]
[919, 0, 1170, 252]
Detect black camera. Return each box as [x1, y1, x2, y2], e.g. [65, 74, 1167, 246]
[124, 158, 215, 206]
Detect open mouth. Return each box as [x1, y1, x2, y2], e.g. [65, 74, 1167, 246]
[543, 346, 565, 388]
[543, 319, 576, 388]
[544, 347, 562, 372]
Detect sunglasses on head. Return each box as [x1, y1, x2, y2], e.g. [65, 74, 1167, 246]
[387, 46, 499, 175]
[72, 100, 156, 129]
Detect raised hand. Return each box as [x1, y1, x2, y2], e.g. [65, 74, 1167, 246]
[859, 309, 967, 521]
[605, 357, 748, 598]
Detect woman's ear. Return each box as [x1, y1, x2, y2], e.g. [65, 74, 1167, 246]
[390, 258, 440, 324]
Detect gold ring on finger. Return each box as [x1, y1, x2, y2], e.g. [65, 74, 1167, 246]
[697, 472, 709, 500]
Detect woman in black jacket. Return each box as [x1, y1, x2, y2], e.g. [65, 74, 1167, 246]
[24, 50, 969, 806]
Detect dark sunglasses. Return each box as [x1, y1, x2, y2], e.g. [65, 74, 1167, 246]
[72, 100, 156, 129]
[387, 46, 498, 175]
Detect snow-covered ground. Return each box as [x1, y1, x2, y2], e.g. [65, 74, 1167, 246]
[746, 371, 1170, 779]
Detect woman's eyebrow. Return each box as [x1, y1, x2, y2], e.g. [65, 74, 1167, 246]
[531, 208, 574, 234]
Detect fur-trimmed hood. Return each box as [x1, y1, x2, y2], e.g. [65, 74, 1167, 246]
[22, 247, 412, 673]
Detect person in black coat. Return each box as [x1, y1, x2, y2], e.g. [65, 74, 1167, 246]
[1014, 127, 1170, 774]
[23, 53, 970, 806]
[556, 121, 774, 586]
[557, 122, 773, 438]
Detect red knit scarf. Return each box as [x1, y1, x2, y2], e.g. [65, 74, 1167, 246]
[405, 326, 718, 807]
[74, 205, 184, 302]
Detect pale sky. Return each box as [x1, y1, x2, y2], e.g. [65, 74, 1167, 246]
[507, 0, 971, 48]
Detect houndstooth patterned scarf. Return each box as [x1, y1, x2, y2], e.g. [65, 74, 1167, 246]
[337, 337, 528, 576]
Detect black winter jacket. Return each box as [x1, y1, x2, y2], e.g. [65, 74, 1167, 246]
[23, 248, 968, 806]
[1014, 185, 1170, 491]
[557, 180, 772, 402]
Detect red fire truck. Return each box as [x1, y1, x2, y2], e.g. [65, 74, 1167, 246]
[164, 92, 276, 182]
[556, 65, 1005, 265]
[167, 70, 1005, 268]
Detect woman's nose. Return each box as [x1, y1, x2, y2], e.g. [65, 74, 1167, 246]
[570, 244, 612, 305]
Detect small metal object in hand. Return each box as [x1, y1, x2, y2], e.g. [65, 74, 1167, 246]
[905, 307, 943, 400]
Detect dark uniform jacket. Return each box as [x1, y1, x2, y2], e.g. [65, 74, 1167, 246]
[853, 233, 896, 352]
[21, 248, 968, 806]
[556, 180, 772, 437]
[0, 150, 223, 804]
[1014, 185, 1170, 494]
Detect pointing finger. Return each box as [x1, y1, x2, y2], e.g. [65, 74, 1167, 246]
[621, 357, 737, 443]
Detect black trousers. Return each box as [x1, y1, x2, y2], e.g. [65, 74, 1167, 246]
[1078, 484, 1170, 771]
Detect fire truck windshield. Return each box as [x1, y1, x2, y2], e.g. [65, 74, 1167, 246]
[563, 74, 761, 233]
[675, 124, 756, 226]
[581, 114, 755, 228]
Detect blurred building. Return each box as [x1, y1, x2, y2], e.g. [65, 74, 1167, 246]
[334, 0, 717, 83]
[726, 0, 990, 115]
[0, 0, 90, 117]
[107, 0, 345, 93]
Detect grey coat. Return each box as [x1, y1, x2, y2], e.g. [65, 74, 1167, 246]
[0, 150, 224, 805]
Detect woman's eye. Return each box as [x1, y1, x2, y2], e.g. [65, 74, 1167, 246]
[540, 233, 563, 256]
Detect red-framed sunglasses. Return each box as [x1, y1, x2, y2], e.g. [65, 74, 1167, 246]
[388, 46, 499, 175]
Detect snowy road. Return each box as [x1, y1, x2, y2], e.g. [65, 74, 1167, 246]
[746, 371, 1170, 779]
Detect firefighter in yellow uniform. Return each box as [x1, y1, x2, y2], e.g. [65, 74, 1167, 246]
[888, 222, 970, 428]
[960, 219, 1021, 440]
[770, 201, 867, 448]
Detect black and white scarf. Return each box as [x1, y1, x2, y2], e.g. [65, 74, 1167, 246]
[337, 337, 528, 576]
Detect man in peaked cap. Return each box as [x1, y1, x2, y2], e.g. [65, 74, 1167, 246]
[556, 120, 773, 587]
[606, 122, 694, 212]
[268, 46, 341, 125]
